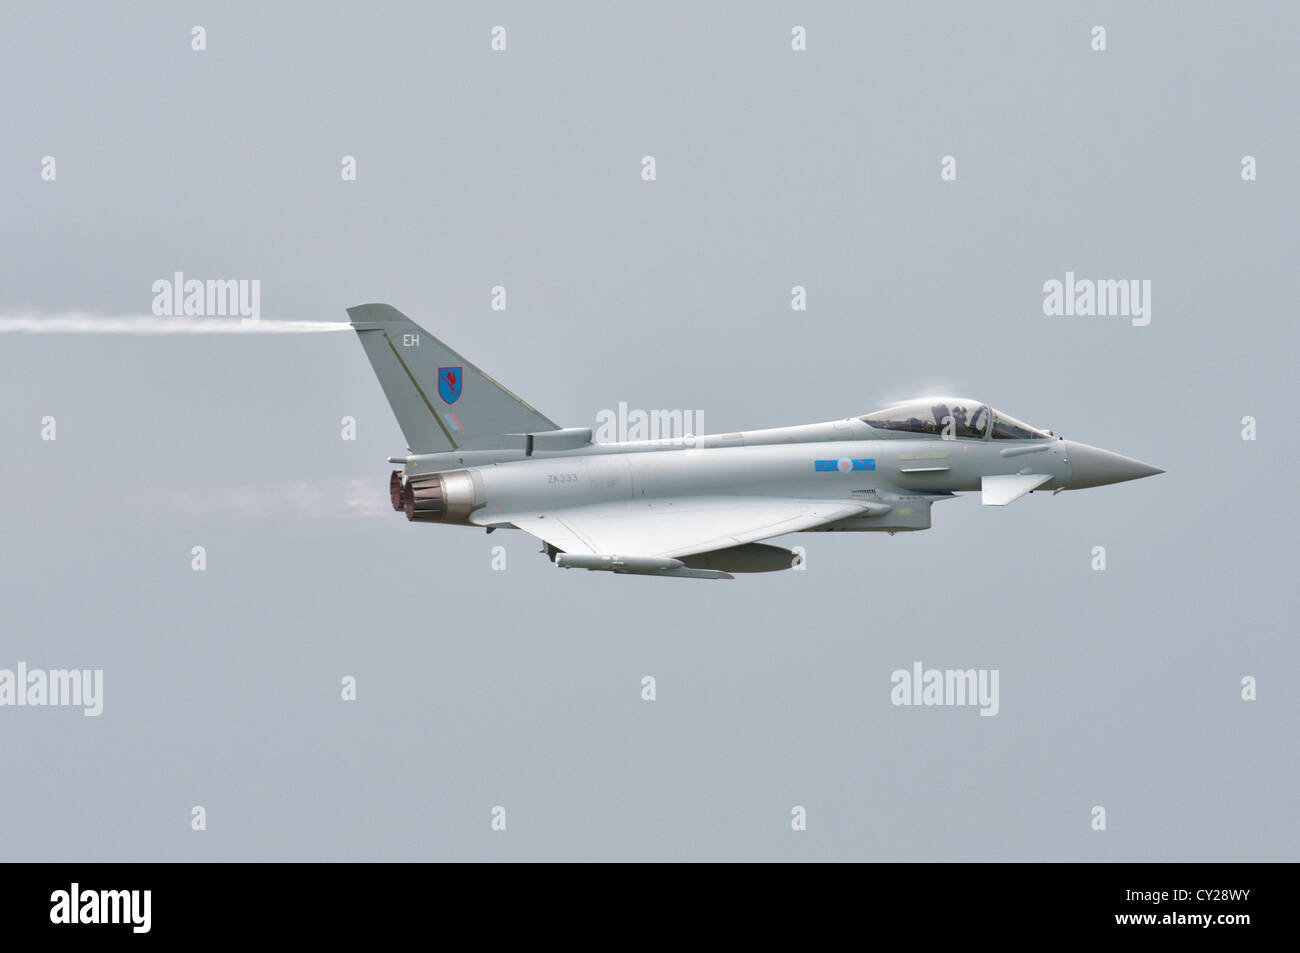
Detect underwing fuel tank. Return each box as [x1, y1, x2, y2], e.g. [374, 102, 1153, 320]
[555, 553, 733, 580]
[555, 543, 797, 577]
[679, 543, 796, 573]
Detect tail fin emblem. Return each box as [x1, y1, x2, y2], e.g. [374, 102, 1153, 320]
[438, 366, 462, 404]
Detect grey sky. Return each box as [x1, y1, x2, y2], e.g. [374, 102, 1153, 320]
[0, 2, 1295, 860]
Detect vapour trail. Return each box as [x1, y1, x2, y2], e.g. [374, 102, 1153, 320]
[0, 313, 352, 334]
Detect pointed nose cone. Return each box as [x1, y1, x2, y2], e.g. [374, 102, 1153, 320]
[1064, 441, 1165, 489]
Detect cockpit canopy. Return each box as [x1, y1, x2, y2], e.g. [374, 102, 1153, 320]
[859, 398, 1050, 440]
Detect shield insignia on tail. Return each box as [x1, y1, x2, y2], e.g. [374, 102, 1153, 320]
[438, 366, 462, 404]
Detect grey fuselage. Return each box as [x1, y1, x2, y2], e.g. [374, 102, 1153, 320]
[395, 418, 1072, 535]
[350, 306, 1162, 574]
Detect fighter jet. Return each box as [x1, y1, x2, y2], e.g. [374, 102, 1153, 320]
[349, 304, 1164, 579]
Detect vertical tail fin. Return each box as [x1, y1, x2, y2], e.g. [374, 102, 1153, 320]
[347, 303, 558, 452]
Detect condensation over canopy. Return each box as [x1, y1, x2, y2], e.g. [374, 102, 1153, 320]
[859, 398, 1049, 440]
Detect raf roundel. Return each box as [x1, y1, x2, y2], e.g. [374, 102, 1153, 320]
[814, 458, 876, 473]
